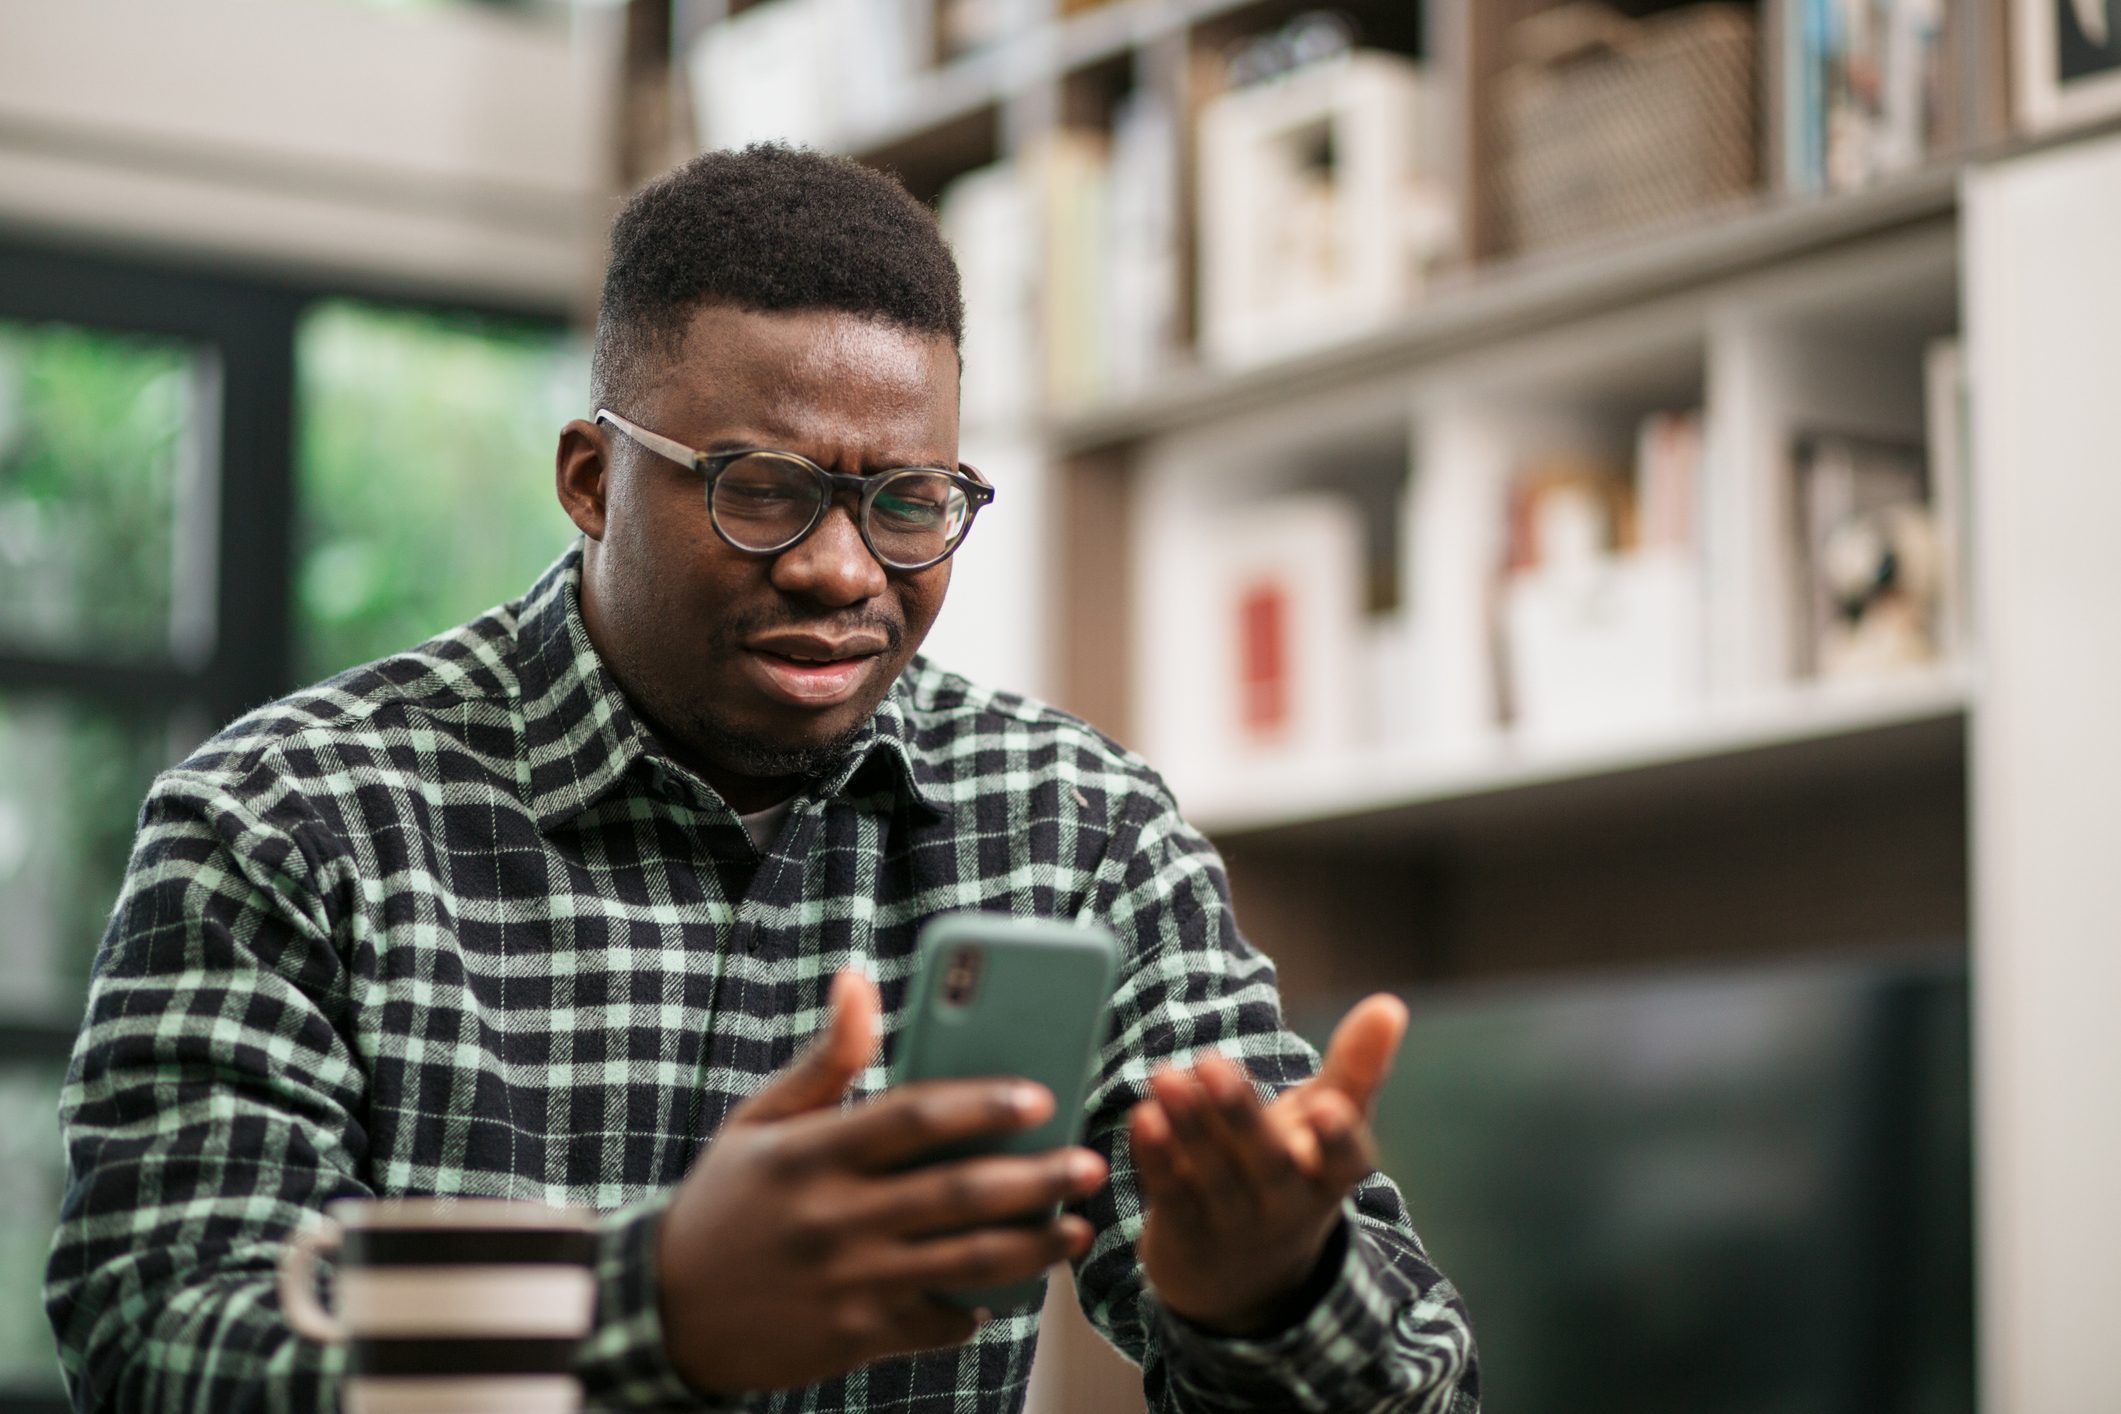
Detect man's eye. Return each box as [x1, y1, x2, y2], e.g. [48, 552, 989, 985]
[874, 494, 945, 527]
[722, 483, 802, 507]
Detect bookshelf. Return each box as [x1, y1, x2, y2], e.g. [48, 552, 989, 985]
[1189, 663, 1970, 840]
[665, 3, 2121, 1410]
[664, 0, 1991, 968]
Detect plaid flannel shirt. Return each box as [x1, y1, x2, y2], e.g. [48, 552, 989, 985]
[47, 546, 1478, 1413]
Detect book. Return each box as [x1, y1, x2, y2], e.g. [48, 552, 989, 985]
[1201, 495, 1366, 766]
[1036, 130, 1114, 411]
[1790, 432, 1942, 679]
[1102, 89, 1182, 396]
[1636, 409, 1705, 553]
[1785, 0, 1958, 194]
[938, 161, 1040, 432]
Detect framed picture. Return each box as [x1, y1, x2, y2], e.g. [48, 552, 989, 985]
[2018, 0, 2121, 131]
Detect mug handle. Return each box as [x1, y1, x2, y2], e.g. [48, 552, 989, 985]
[276, 1219, 346, 1344]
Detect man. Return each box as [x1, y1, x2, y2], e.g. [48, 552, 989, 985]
[47, 144, 1478, 1412]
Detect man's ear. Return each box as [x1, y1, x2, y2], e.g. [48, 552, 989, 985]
[556, 418, 610, 540]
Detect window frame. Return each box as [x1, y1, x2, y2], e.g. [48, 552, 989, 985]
[0, 236, 572, 1408]
[0, 237, 569, 1013]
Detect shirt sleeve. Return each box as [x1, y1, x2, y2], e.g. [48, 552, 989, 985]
[1068, 780, 1481, 1414]
[43, 767, 710, 1413]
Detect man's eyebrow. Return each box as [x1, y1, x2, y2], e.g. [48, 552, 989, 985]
[700, 435, 953, 470]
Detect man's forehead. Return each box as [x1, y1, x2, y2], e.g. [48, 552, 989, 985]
[649, 304, 959, 454]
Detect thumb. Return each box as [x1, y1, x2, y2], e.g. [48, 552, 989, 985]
[738, 967, 879, 1124]
[1311, 992, 1409, 1117]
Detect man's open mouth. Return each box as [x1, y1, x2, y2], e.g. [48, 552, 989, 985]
[745, 646, 882, 707]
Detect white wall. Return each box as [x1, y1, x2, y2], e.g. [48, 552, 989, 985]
[1965, 134, 2121, 1414]
[0, 0, 619, 304]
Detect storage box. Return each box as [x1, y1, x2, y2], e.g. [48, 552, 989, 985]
[1197, 51, 1456, 367]
[1495, 3, 1758, 255]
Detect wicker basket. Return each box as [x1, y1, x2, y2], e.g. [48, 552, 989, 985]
[1496, 2, 1758, 256]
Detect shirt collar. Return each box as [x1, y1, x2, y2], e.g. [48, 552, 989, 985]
[516, 546, 654, 833]
[811, 669, 952, 821]
[515, 544, 951, 833]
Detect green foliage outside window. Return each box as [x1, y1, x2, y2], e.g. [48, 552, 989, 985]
[295, 300, 585, 682]
[0, 297, 585, 1386]
[0, 1062, 67, 1386]
[0, 699, 175, 1014]
[0, 321, 193, 660]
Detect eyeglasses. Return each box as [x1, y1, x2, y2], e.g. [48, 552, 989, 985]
[594, 408, 995, 572]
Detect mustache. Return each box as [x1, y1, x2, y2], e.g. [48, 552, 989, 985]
[721, 605, 905, 654]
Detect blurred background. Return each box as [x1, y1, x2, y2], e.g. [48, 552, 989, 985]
[1, 0, 2117, 1410]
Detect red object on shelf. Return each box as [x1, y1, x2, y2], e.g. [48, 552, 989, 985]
[1238, 580, 1290, 739]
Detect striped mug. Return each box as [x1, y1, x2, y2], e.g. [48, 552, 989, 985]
[277, 1198, 597, 1414]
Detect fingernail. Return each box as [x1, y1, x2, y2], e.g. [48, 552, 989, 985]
[971, 1307, 994, 1325]
[1012, 1083, 1051, 1120]
[1068, 1150, 1102, 1185]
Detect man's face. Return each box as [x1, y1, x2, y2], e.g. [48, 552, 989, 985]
[557, 304, 959, 810]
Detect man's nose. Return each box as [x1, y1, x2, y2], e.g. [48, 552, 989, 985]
[769, 497, 888, 605]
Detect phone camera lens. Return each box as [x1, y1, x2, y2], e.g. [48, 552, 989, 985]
[941, 946, 983, 1007]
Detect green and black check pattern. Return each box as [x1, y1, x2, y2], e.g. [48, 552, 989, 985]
[47, 547, 1478, 1413]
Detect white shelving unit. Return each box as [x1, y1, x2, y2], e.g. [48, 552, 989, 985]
[1963, 136, 2121, 1414]
[1129, 209, 1963, 834]
[1184, 664, 1973, 839]
[666, 5, 2121, 1409]
[660, 4, 2121, 1409]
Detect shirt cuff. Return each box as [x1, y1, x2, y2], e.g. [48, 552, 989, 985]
[1151, 1209, 1409, 1412]
[574, 1189, 730, 1412]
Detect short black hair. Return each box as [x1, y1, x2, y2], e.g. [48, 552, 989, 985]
[591, 143, 963, 409]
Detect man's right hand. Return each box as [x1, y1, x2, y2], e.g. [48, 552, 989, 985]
[654, 968, 1107, 1396]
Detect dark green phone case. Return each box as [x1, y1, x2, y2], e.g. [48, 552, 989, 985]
[888, 912, 1120, 1314]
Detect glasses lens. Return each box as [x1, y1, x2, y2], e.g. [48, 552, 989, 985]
[711, 453, 821, 550]
[866, 471, 970, 567]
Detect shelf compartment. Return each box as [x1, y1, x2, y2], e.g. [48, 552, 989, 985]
[1190, 663, 1970, 841]
[1048, 166, 1959, 453]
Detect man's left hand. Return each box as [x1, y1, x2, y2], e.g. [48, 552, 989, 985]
[1127, 993, 1408, 1337]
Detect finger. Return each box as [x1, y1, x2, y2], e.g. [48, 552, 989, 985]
[1128, 1100, 1191, 1204]
[1261, 1094, 1325, 1178]
[1148, 1066, 1243, 1194]
[1307, 1089, 1379, 1197]
[874, 1213, 1091, 1294]
[739, 968, 880, 1124]
[870, 1146, 1106, 1238]
[1194, 1053, 1300, 1191]
[1313, 992, 1409, 1116]
[807, 1077, 1052, 1173]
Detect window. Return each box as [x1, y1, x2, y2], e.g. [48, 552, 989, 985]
[0, 700, 178, 1018]
[0, 1062, 65, 1386]
[295, 300, 585, 680]
[0, 320, 215, 663]
[0, 244, 575, 1403]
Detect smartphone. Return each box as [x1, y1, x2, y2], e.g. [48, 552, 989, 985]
[888, 912, 1121, 1312]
